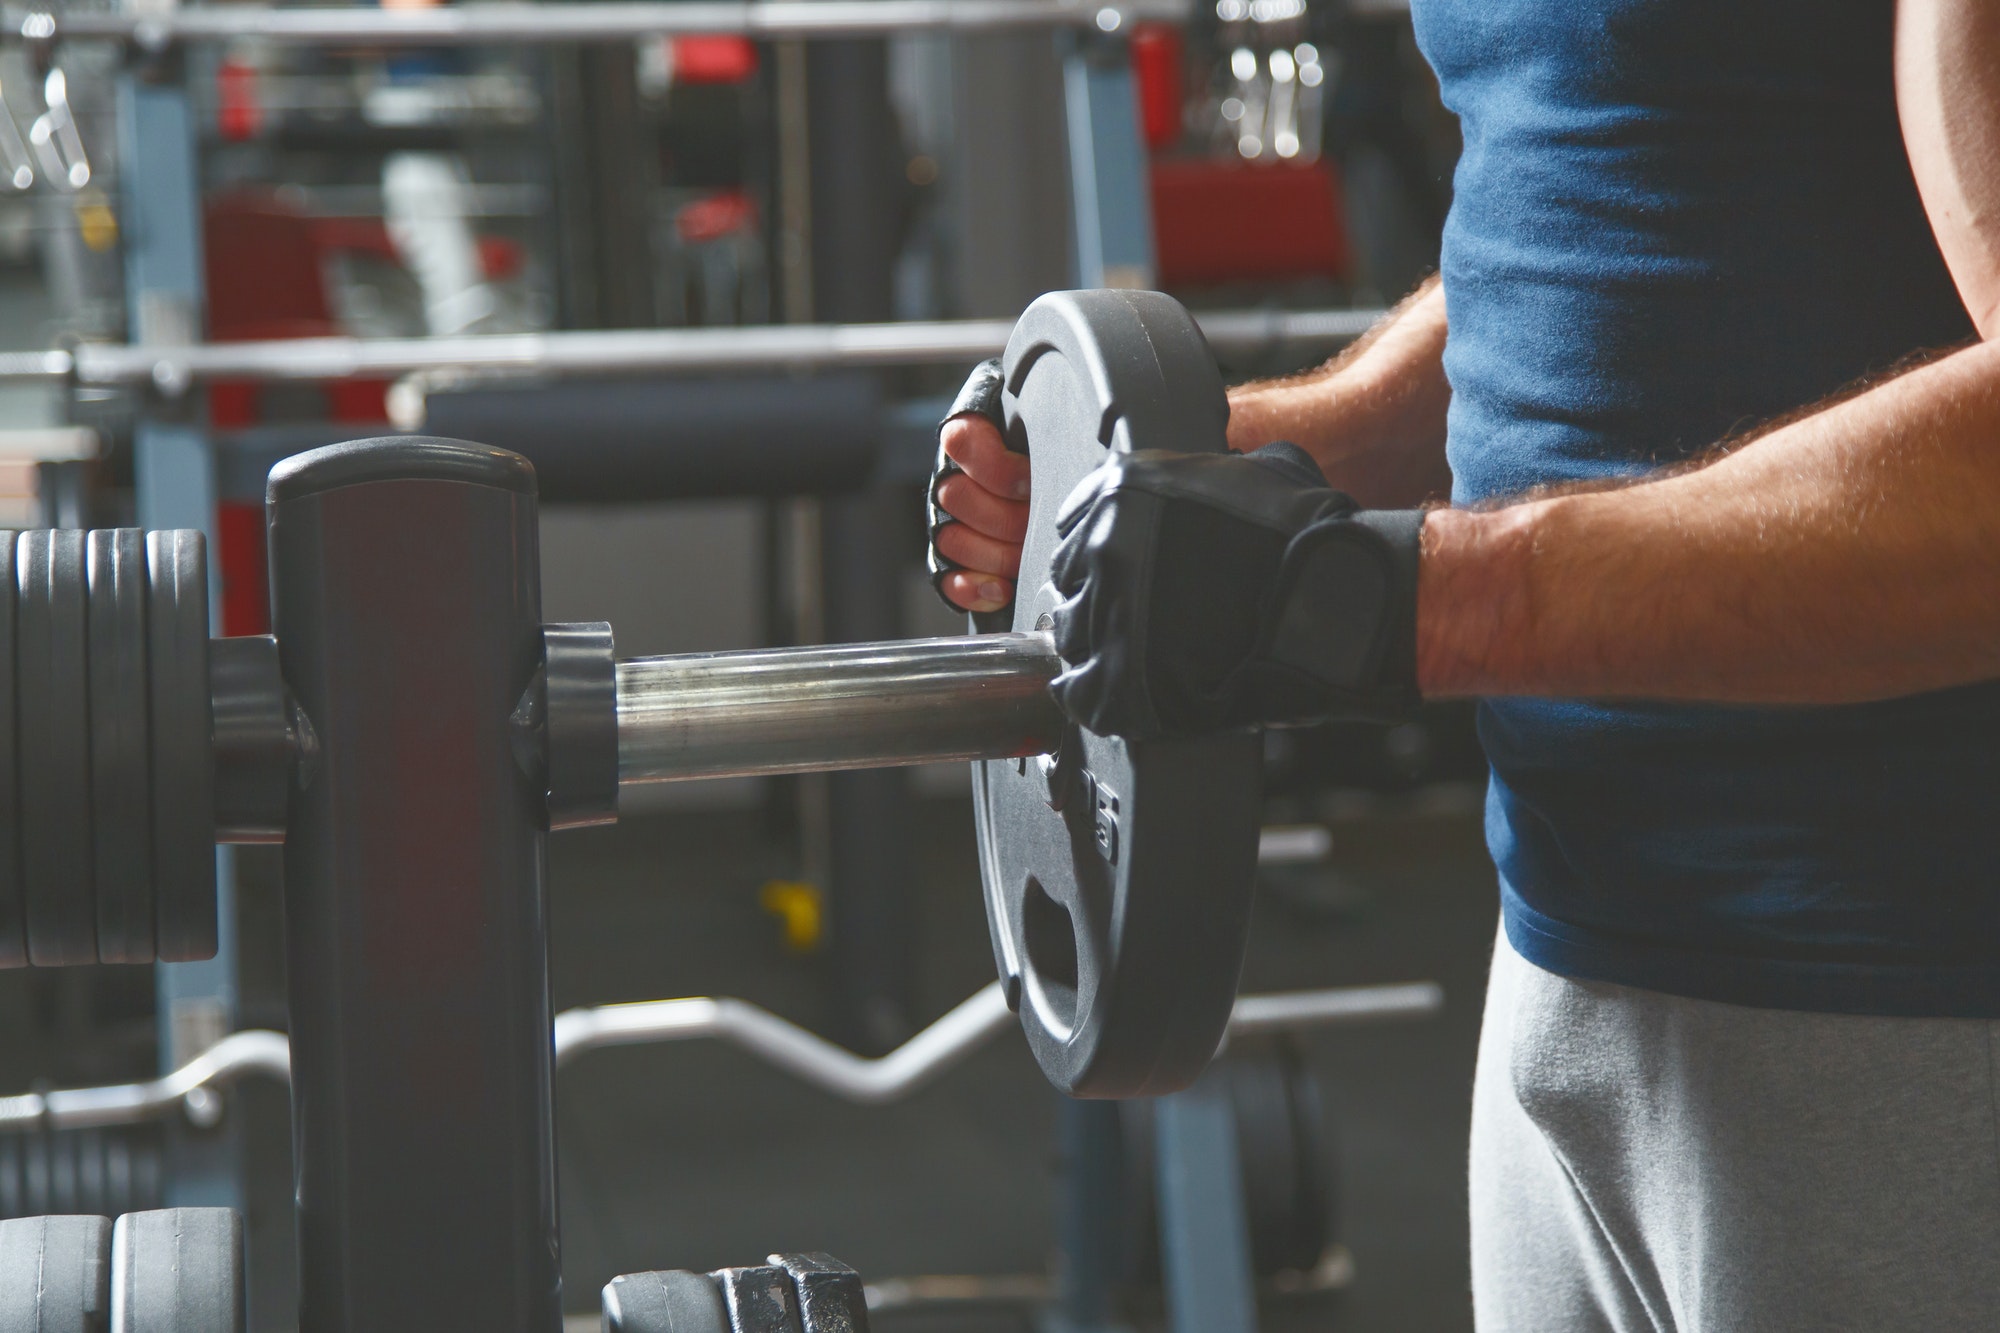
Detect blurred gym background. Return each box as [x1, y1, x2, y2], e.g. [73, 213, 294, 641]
[0, 2, 1490, 1327]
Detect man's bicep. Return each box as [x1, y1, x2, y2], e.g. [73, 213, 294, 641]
[1898, 0, 2000, 337]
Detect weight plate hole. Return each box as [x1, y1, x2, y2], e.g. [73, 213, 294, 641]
[1022, 877, 1079, 1036]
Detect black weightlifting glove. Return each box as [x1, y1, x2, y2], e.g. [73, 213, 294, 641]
[927, 358, 1008, 610]
[1048, 441, 1423, 739]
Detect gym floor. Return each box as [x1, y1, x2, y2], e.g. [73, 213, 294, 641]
[529, 786, 1497, 1333]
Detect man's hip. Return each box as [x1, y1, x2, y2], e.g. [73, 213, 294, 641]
[1470, 926, 2000, 1331]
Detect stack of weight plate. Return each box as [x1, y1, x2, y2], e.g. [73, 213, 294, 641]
[0, 1128, 165, 1222]
[0, 529, 215, 968]
[604, 1253, 871, 1333]
[0, 1207, 242, 1333]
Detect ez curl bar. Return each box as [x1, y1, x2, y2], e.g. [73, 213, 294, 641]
[0, 290, 1421, 1332]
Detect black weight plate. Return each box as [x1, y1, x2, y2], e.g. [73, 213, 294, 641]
[17, 530, 98, 966]
[21, 1138, 47, 1217]
[0, 1138, 18, 1221]
[775, 1253, 869, 1333]
[0, 532, 24, 968]
[1225, 1037, 1331, 1275]
[110, 1208, 243, 1333]
[972, 290, 1263, 1097]
[0, 1214, 112, 1333]
[601, 1270, 730, 1333]
[72, 1135, 103, 1224]
[144, 532, 215, 963]
[87, 531, 154, 964]
[716, 1265, 804, 1333]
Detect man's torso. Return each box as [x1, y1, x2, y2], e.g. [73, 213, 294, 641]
[1410, 0, 2000, 1014]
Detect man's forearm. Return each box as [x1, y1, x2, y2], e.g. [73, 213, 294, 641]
[1226, 275, 1453, 508]
[1418, 338, 2000, 704]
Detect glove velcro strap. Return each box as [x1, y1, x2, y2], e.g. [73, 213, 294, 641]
[1263, 508, 1425, 720]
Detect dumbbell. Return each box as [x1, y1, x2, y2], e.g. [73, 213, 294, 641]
[603, 1253, 869, 1333]
[0, 289, 1263, 1331]
[0, 1207, 242, 1333]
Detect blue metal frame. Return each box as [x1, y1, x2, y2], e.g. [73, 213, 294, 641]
[1154, 1072, 1258, 1333]
[1055, 28, 1261, 1333]
[118, 72, 242, 1212]
[1062, 28, 1156, 289]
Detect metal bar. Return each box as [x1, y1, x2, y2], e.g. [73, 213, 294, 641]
[0, 980, 1444, 1129]
[9, 0, 1189, 47]
[1064, 30, 1154, 290]
[553, 980, 1016, 1104]
[0, 1031, 291, 1132]
[1051, 1098, 1126, 1333]
[0, 307, 1383, 388]
[1155, 1076, 1258, 1333]
[1226, 980, 1445, 1035]
[120, 59, 247, 1218]
[616, 631, 1065, 786]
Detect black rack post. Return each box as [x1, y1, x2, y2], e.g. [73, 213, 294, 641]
[807, 38, 920, 1051]
[267, 437, 560, 1332]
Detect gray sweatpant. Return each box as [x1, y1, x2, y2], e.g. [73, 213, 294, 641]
[1470, 930, 2000, 1331]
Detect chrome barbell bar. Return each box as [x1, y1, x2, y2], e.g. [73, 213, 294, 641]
[616, 633, 1066, 787]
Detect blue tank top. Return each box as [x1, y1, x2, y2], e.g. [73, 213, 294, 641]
[1411, 0, 2000, 1014]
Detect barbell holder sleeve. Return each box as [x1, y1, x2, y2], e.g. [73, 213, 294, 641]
[542, 621, 620, 828]
[210, 633, 291, 842]
[615, 631, 1066, 787]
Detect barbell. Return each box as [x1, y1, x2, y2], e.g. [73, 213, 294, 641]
[0, 289, 1259, 1101]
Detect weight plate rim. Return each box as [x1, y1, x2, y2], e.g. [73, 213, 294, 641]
[111, 1207, 243, 1333]
[974, 290, 1260, 1098]
[89, 529, 155, 964]
[0, 532, 24, 968]
[146, 531, 215, 963]
[19, 530, 99, 965]
[0, 1214, 112, 1332]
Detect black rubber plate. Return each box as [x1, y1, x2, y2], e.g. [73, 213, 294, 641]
[0, 533, 24, 968]
[601, 1270, 730, 1333]
[972, 290, 1264, 1098]
[18, 529, 97, 965]
[111, 1208, 243, 1333]
[89, 529, 155, 964]
[145, 531, 215, 963]
[0, 1138, 19, 1222]
[0, 1214, 112, 1333]
[716, 1265, 802, 1333]
[777, 1253, 868, 1333]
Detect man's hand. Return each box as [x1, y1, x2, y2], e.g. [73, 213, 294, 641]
[1048, 443, 1423, 739]
[929, 281, 1452, 617]
[933, 416, 1029, 613]
[929, 360, 1030, 614]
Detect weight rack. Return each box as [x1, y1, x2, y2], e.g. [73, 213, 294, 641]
[8, 5, 1385, 1330]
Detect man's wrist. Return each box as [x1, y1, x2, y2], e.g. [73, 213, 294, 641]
[1415, 500, 1546, 698]
[1226, 366, 1405, 465]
